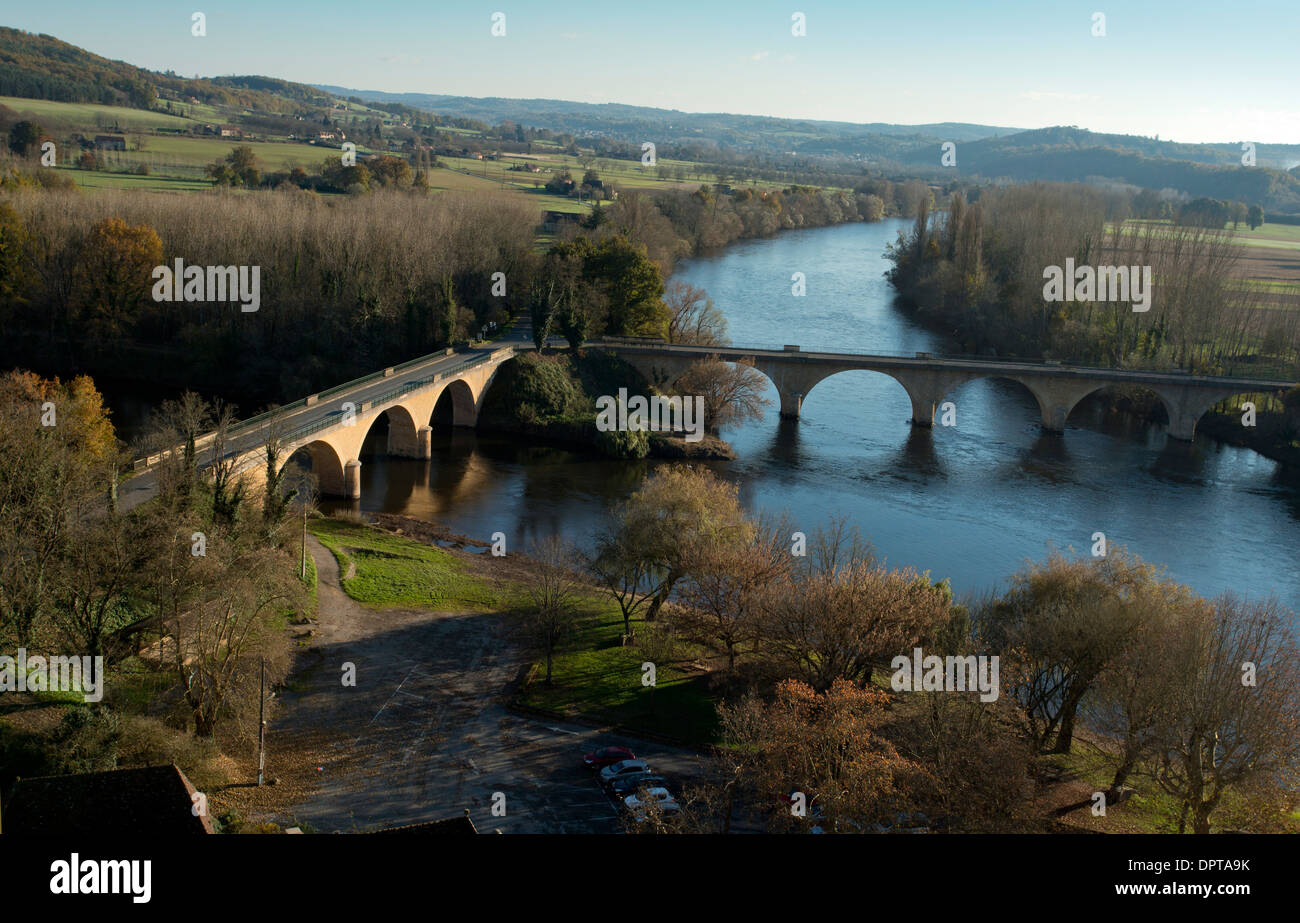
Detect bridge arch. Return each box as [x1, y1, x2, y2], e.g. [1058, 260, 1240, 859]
[280, 439, 348, 498]
[1062, 383, 1173, 435]
[786, 366, 914, 422]
[431, 378, 479, 428]
[361, 404, 423, 458]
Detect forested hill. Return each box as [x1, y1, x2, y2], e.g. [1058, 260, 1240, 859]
[0, 26, 334, 114]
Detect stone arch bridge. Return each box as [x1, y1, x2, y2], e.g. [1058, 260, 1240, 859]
[605, 342, 1294, 443]
[120, 340, 1294, 506]
[120, 346, 513, 509]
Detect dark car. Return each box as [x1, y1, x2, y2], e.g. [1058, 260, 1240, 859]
[583, 746, 636, 770]
[608, 774, 668, 797]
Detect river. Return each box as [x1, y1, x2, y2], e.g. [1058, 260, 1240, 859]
[262, 220, 1300, 609]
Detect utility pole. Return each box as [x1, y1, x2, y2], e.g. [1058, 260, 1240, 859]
[257, 657, 266, 787]
[300, 493, 308, 581]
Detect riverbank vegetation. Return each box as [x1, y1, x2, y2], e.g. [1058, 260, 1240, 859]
[5, 387, 1297, 834]
[886, 182, 1300, 462]
[513, 467, 1300, 834]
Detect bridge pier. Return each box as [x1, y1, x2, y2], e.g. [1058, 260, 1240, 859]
[417, 425, 432, 458]
[387, 420, 422, 457]
[907, 392, 943, 427]
[779, 391, 804, 419]
[344, 459, 362, 500]
[1155, 384, 1238, 442]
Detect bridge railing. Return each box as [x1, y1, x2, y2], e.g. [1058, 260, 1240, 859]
[596, 339, 1298, 383]
[130, 347, 502, 472]
[202, 352, 501, 475]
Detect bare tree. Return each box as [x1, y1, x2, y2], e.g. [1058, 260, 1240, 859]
[523, 536, 582, 685]
[664, 281, 728, 346]
[674, 357, 771, 435]
[588, 524, 654, 638]
[1152, 594, 1300, 834]
[679, 525, 789, 672]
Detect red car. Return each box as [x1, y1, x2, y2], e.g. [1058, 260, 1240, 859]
[583, 746, 636, 770]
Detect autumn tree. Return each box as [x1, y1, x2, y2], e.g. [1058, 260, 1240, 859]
[607, 467, 752, 621]
[678, 524, 789, 671]
[173, 536, 299, 737]
[1082, 580, 1204, 799]
[0, 372, 119, 648]
[761, 525, 952, 691]
[75, 217, 162, 342]
[719, 679, 932, 833]
[981, 549, 1163, 754]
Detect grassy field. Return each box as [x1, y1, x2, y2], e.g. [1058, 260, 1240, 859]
[0, 96, 194, 131]
[516, 603, 720, 746]
[1118, 218, 1300, 250]
[308, 516, 501, 611]
[58, 167, 213, 192]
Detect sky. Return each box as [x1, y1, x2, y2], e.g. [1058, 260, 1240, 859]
[6, 0, 1300, 144]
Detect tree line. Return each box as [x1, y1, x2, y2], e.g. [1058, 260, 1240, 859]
[536, 467, 1300, 834]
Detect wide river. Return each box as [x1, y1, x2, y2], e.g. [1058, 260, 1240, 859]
[332, 219, 1300, 610]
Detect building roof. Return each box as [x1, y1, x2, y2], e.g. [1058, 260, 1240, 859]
[369, 810, 478, 835]
[2, 764, 214, 835]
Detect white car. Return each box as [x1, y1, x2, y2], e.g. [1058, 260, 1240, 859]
[599, 759, 650, 785]
[624, 787, 680, 821]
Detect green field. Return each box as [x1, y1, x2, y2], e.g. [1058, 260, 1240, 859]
[58, 167, 213, 192]
[1118, 219, 1300, 251]
[0, 95, 194, 131]
[308, 517, 501, 611]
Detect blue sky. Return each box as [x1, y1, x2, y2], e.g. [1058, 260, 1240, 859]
[7, 1, 1299, 143]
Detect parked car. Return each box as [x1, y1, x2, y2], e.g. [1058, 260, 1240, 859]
[608, 774, 667, 797]
[624, 787, 680, 822]
[599, 759, 650, 786]
[583, 746, 636, 770]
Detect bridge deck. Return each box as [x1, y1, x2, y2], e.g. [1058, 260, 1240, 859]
[597, 341, 1296, 392]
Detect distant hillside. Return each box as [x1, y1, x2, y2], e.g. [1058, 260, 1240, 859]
[887, 126, 1300, 212]
[0, 27, 336, 116]
[314, 86, 1021, 149]
[896, 126, 1300, 173]
[5, 27, 1298, 213]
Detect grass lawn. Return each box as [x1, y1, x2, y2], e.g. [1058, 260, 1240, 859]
[308, 516, 500, 611]
[517, 603, 720, 746]
[1042, 748, 1300, 834]
[1118, 219, 1300, 251]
